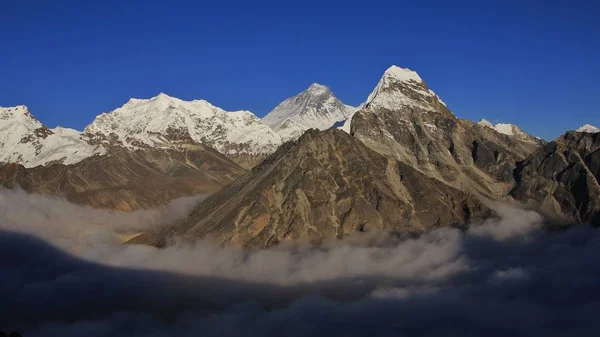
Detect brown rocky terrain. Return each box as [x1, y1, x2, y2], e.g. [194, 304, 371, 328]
[135, 129, 492, 248]
[0, 144, 245, 211]
[131, 67, 575, 248]
[511, 131, 600, 225]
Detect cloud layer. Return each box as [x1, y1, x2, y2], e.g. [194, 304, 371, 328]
[1, 188, 599, 337]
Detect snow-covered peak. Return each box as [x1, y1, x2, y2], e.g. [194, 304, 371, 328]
[477, 119, 538, 142]
[0, 105, 42, 128]
[382, 65, 423, 83]
[576, 124, 600, 133]
[306, 83, 329, 94]
[0, 106, 104, 167]
[263, 84, 355, 142]
[364, 65, 446, 112]
[84, 94, 282, 156]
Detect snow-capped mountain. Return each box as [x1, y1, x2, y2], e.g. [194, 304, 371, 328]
[84, 93, 282, 166]
[576, 124, 599, 133]
[0, 106, 105, 168]
[363, 65, 447, 111]
[477, 119, 539, 142]
[339, 66, 447, 134]
[262, 83, 355, 142]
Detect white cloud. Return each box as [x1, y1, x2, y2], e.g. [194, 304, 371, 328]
[1, 188, 599, 337]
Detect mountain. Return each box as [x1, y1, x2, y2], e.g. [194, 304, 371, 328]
[84, 93, 282, 168]
[477, 119, 540, 143]
[576, 124, 600, 133]
[0, 106, 105, 167]
[0, 145, 245, 211]
[262, 84, 355, 142]
[511, 131, 600, 225]
[348, 65, 541, 197]
[135, 66, 550, 248]
[133, 129, 491, 248]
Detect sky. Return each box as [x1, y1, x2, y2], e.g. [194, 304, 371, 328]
[1, 0, 599, 140]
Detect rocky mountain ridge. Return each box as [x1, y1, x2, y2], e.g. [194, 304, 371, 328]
[0, 144, 245, 211]
[136, 129, 492, 248]
[134, 66, 597, 248]
[511, 131, 600, 225]
[477, 119, 540, 143]
[2, 70, 549, 170]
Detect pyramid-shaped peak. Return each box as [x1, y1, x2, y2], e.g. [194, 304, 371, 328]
[363, 65, 442, 112]
[382, 65, 423, 83]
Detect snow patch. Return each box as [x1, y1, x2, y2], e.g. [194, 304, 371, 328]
[576, 124, 600, 133]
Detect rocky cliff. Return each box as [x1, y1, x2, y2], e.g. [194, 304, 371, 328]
[136, 129, 492, 248]
[511, 131, 600, 225]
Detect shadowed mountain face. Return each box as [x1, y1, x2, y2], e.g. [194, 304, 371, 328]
[136, 129, 492, 248]
[511, 131, 600, 225]
[0, 145, 245, 211]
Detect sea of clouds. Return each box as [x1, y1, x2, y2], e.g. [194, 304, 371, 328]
[1, 188, 599, 337]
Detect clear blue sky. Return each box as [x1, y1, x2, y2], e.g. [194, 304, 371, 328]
[1, 0, 598, 140]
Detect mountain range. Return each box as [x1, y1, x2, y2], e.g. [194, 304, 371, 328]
[2, 65, 599, 247]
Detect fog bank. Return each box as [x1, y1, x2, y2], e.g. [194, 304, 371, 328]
[1, 188, 599, 337]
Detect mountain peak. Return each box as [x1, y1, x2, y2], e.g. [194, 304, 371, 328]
[150, 92, 180, 103]
[576, 124, 599, 133]
[382, 65, 423, 83]
[306, 83, 329, 93]
[364, 65, 446, 112]
[1, 105, 41, 127]
[262, 83, 353, 142]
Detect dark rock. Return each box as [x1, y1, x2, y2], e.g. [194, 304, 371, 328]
[511, 131, 600, 225]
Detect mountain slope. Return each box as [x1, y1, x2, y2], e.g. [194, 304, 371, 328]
[511, 131, 600, 225]
[349, 65, 541, 198]
[263, 84, 355, 142]
[0, 145, 245, 211]
[0, 106, 105, 167]
[135, 129, 492, 248]
[84, 93, 282, 168]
